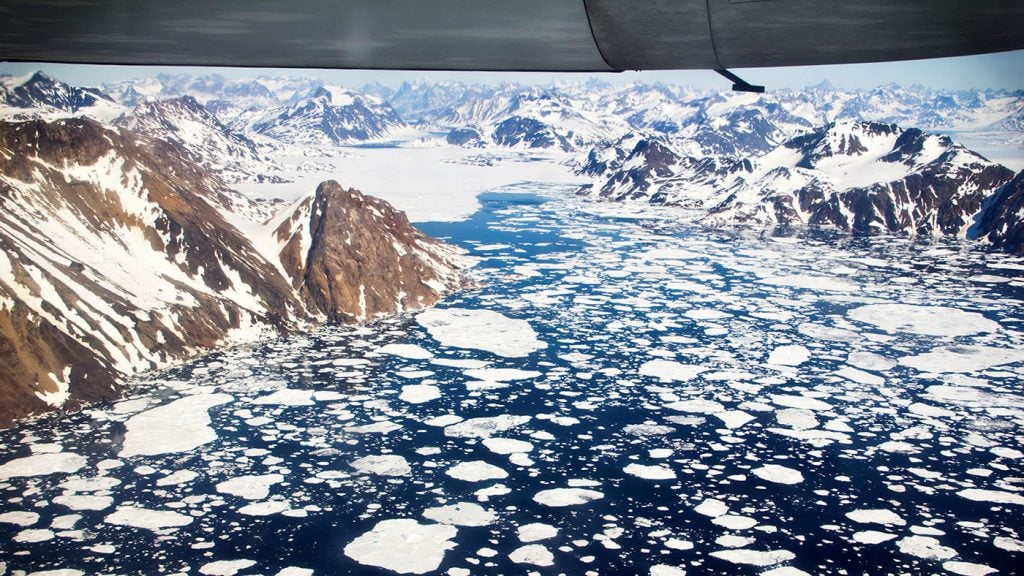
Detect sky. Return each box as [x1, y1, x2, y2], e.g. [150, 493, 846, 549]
[2, 49, 1023, 92]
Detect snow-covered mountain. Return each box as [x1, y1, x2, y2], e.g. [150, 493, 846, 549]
[581, 120, 1017, 239]
[115, 96, 285, 186]
[0, 71, 123, 122]
[251, 86, 405, 146]
[0, 117, 467, 424]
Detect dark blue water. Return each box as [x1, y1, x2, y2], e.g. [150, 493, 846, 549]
[1, 192, 1023, 576]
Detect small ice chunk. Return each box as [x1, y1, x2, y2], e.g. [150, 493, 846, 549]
[216, 474, 284, 500]
[344, 519, 457, 574]
[351, 455, 412, 477]
[767, 345, 810, 367]
[847, 304, 999, 336]
[399, 384, 441, 404]
[752, 464, 804, 485]
[709, 549, 795, 566]
[198, 559, 257, 576]
[423, 502, 496, 526]
[624, 463, 677, 480]
[252, 389, 314, 406]
[639, 360, 708, 382]
[445, 461, 508, 482]
[518, 522, 559, 542]
[509, 544, 554, 566]
[377, 343, 434, 359]
[533, 488, 604, 507]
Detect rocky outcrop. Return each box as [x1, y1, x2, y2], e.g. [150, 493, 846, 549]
[446, 127, 484, 147]
[275, 181, 469, 323]
[252, 86, 404, 146]
[0, 118, 467, 424]
[970, 170, 1024, 255]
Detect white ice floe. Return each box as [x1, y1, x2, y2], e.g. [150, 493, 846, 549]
[444, 415, 531, 438]
[957, 488, 1024, 505]
[445, 461, 508, 482]
[423, 502, 496, 526]
[695, 498, 729, 518]
[216, 474, 284, 500]
[533, 488, 604, 507]
[752, 464, 804, 485]
[351, 455, 412, 477]
[993, 536, 1024, 552]
[845, 509, 906, 526]
[639, 360, 708, 382]
[0, 452, 87, 480]
[464, 368, 542, 382]
[847, 304, 999, 337]
[712, 515, 758, 530]
[770, 394, 832, 411]
[344, 519, 457, 575]
[238, 501, 291, 516]
[847, 351, 896, 371]
[709, 549, 796, 566]
[417, 308, 546, 357]
[650, 565, 687, 576]
[900, 345, 1024, 374]
[346, 421, 402, 434]
[120, 393, 232, 457]
[399, 384, 442, 404]
[104, 506, 193, 531]
[664, 399, 725, 414]
[53, 494, 112, 511]
[252, 388, 314, 406]
[715, 410, 756, 429]
[156, 470, 199, 487]
[377, 343, 434, 359]
[518, 522, 559, 542]
[760, 275, 857, 292]
[198, 559, 257, 576]
[624, 463, 677, 480]
[851, 530, 897, 544]
[896, 535, 956, 560]
[942, 561, 998, 576]
[14, 528, 55, 543]
[0, 511, 39, 526]
[766, 345, 810, 367]
[482, 438, 533, 454]
[509, 544, 554, 566]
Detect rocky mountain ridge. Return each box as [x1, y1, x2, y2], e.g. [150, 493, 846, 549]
[0, 117, 468, 425]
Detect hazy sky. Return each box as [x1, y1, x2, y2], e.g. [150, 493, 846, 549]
[2, 49, 1023, 92]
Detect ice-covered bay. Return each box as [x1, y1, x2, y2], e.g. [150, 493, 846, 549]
[1, 190, 1022, 575]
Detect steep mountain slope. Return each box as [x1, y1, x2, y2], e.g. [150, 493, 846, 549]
[252, 86, 405, 146]
[970, 170, 1024, 255]
[272, 181, 470, 323]
[116, 96, 284, 185]
[1, 71, 123, 122]
[0, 118, 467, 424]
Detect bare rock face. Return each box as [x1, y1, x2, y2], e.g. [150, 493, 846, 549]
[970, 170, 1024, 255]
[0, 118, 467, 425]
[275, 181, 469, 323]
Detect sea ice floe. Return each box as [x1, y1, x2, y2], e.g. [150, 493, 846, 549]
[844, 509, 906, 526]
[376, 343, 434, 359]
[715, 410, 756, 429]
[422, 502, 496, 526]
[417, 308, 546, 357]
[770, 394, 832, 411]
[120, 393, 232, 457]
[444, 415, 531, 438]
[445, 461, 508, 482]
[104, 505, 193, 531]
[899, 345, 1024, 374]
[695, 498, 729, 518]
[712, 515, 758, 530]
[14, 528, 55, 543]
[344, 519, 457, 575]
[0, 511, 40, 526]
[624, 463, 677, 480]
[847, 304, 1000, 336]
[650, 565, 687, 576]
[346, 421, 402, 434]
[956, 488, 1024, 505]
[639, 360, 708, 382]
[482, 438, 533, 454]
[198, 559, 257, 576]
[509, 544, 554, 566]
[752, 464, 804, 485]
[766, 345, 810, 367]
[851, 530, 897, 544]
[664, 399, 725, 413]
[518, 522, 559, 542]
[709, 549, 796, 566]
[351, 455, 412, 477]
[252, 388, 314, 406]
[238, 501, 291, 516]
[896, 535, 956, 560]
[760, 274, 857, 292]
[216, 474, 284, 500]
[399, 384, 441, 404]
[942, 562, 998, 576]
[847, 351, 896, 371]
[0, 452, 87, 480]
[156, 470, 199, 486]
[533, 488, 604, 507]
[53, 494, 113, 511]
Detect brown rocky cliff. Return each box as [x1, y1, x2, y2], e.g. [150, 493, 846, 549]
[276, 181, 469, 323]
